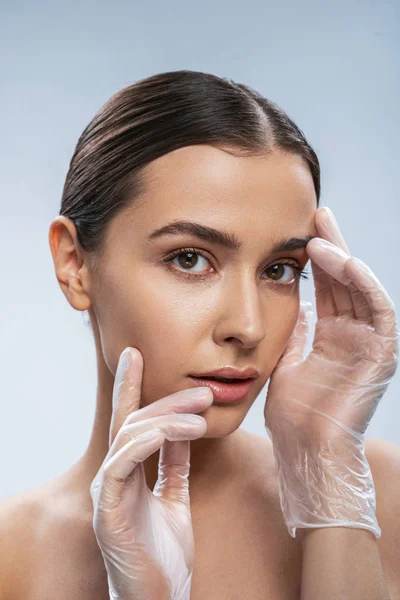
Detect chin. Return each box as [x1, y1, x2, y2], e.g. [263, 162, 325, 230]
[198, 407, 245, 438]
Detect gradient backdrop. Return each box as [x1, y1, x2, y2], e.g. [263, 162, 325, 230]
[1, 0, 398, 499]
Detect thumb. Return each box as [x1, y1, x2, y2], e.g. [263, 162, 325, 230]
[276, 301, 313, 370]
[154, 439, 191, 507]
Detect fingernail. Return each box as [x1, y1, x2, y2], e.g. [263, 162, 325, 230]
[325, 207, 338, 226]
[119, 348, 131, 373]
[314, 238, 348, 258]
[112, 349, 132, 408]
[186, 387, 212, 397]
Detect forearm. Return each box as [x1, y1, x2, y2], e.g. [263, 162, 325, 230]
[300, 527, 390, 600]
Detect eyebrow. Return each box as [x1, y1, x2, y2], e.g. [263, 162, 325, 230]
[148, 220, 315, 253]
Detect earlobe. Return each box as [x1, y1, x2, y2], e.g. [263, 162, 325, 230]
[67, 272, 92, 312]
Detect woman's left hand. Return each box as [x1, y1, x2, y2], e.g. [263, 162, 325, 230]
[263, 206, 399, 538]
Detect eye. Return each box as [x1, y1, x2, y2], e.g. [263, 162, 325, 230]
[162, 248, 310, 284]
[263, 263, 308, 284]
[165, 248, 212, 275]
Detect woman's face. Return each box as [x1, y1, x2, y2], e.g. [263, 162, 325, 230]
[88, 145, 317, 437]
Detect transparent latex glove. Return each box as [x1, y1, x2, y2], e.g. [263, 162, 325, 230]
[264, 207, 399, 539]
[90, 347, 214, 600]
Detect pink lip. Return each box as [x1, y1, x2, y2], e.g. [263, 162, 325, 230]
[191, 366, 259, 379]
[188, 376, 255, 403]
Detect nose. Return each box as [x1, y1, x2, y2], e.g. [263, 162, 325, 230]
[213, 271, 267, 349]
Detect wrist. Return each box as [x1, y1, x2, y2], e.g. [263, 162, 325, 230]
[272, 436, 381, 539]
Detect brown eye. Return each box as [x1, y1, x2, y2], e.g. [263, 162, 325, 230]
[267, 264, 285, 280]
[263, 263, 297, 284]
[163, 249, 309, 284]
[176, 252, 199, 269]
[163, 248, 213, 275]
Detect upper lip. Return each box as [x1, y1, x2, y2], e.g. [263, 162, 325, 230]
[190, 367, 260, 380]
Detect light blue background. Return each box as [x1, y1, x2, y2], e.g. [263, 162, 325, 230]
[1, 0, 398, 499]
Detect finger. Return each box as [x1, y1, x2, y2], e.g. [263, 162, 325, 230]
[275, 301, 313, 369]
[308, 239, 352, 319]
[313, 207, 355, 317]
[93, 415, 207, 512]
[316, 208, 372, 321]
[309, 238, 375, 324]
[92, 428, 164, 512]
[109, 347, 143, 447]
[105, 389, 212, 474]
[345, 256, 399, 338]
[110, 348, 214, 447]
[308, 237, 351, 283]
[122, 386, 213, 429]
[155, 439, 192, 505]
[348, 281, 374, 323]
[315, 207, 351, 254]
[157, 439, 195, 562]
[331, 278, 356, 318]
[113, 413, 207, 456]
[309, 258, 338, 319]
[110, 386, 212, 457]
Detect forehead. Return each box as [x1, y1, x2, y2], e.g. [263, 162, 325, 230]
[120, 145, 317, 240]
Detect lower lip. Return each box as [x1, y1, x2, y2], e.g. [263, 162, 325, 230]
[188, 376, 255, 403]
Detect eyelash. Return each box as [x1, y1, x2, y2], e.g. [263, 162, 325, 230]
[162, 247, 310, 285]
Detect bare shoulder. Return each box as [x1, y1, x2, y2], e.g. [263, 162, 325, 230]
[364, 437, 400, 520]
[359, 438, 400, 600]
[364, 436, 400, 469]
[0, 490, 43, 599]
[0, 479, 104, 600]
[364, 436, 400, 528]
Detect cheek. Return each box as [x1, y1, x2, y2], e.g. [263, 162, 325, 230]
[94, 268, 204, 358]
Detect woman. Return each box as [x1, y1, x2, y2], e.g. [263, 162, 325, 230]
[1, 70, 399, 599]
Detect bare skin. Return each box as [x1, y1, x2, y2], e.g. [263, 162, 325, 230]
[1, 145, 319, 598]
[51, 145, 317, 495]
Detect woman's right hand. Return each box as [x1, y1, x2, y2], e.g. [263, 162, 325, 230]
[89, 347, 214, 600]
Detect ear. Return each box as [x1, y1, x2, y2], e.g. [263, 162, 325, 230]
[365, 437, 400, 600]
[48, 216, 92, 312]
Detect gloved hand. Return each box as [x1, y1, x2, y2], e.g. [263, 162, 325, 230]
[89, 347, 213, 600]
[264, 207, 399, 539]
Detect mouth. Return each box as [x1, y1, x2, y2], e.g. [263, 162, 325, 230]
[194, 375, 252, 383]
[188, 375, 256, 403]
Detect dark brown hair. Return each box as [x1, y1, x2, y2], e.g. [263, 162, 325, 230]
[59, 69, 320, 272]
